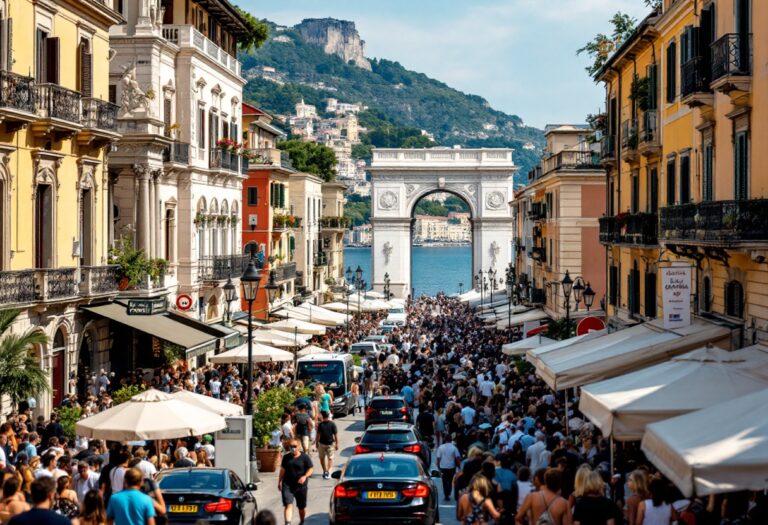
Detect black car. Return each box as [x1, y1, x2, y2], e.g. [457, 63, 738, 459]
[365, 396, 412, 428]
[156, 467, 257, 525]
[354, 423, 432, 468]
[330, 453, 440, 525]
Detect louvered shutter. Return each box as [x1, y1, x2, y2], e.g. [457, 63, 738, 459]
[46, 37, 59, 84]
[80, 43, 92, 97]
[666, 158, 676, 205]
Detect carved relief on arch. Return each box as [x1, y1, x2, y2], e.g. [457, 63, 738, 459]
[77, 160, 98, 192]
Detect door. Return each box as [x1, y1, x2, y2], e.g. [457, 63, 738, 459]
[51, 350, 64, 408]
[35, 184, 53, 268]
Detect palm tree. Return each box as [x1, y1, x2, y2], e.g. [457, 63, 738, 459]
[0, 309, 49, 409]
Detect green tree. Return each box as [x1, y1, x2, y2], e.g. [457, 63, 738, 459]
[235, 7, 270, 51]
[414, 200, 450, 216]
[351, 143, 373, 161]
[277, 140, 337, 182]
[344, 195, 371, 225]
[444, 195, 470, 213]
[0, 309, 49, 408]
[577, 12, 638, 77]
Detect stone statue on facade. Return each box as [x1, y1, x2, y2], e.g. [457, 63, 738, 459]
[490, 240, 500, 267]
[119, 62, 153, 118]
[383, 242, 393, 265]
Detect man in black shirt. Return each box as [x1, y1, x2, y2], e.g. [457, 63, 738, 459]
[315, 411, 338, 479]
[292, 405, 313, 454]
[416, 403, 436, 446]
[278, 439, 314, 525]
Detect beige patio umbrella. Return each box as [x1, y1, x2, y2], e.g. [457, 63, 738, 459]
[298, 345, 331, 357]
[295, 303, 350, 325]
[75, 389, 227, 441]
[209, 342, 294, 364]
[170, 389, 244, 417]
[268, 318, 327, 336]
[322, 301, 361, 313]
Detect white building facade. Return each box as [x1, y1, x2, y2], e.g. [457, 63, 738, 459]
[289, 173, 325, 296]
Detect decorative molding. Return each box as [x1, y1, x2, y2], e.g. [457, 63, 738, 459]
[378, 190, 398, 210]
[485, 190, 506, 210]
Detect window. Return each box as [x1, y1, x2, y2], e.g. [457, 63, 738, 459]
[35, 184, 53, 268]
[164, 209, 174, 262]
[644, 271, 657, 318]
[78, 38, 92, 97]
[679, 155, 691, 203]
[666, 41, 677, 102]
[609, 265, 618, 306]
[631, 170, 640, 213]
[648, 167, 659, 212]
[646, 64, 658, 110]
[609, 179, 615, 216]
[197, 107, 205, 148]
[36, 29, 59, 83]
[163, 98, 172, 135]
[666, 157, 676, 205]
[734, 131, 748, 200]
[79, 189, 93, 265]
[629, 262, 641, 316]
[725, 280, 744, 318]
[703, 143, 714, 201]
[247, 187, 258, 206]
[701, 276, 711, 312]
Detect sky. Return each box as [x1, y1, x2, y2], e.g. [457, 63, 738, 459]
[240, 0, 652, 129]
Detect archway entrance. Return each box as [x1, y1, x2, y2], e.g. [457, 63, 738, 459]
[369, 148, 517, 298]
[77, 331, 94, 399]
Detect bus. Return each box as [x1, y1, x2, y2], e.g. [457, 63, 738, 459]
[296, 353, 357, 417]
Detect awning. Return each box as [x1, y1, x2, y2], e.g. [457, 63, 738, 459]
[533, 319, 732, 391]
[526, 330, 608, 368]
[81, 303, 217, 355]
[294, 302, 348, 326]
[208, 323, 241, 349]
[580, 345, 768, 441]
[501, 335, 557, 356]
[641, 388, 768, 497]
[495, 309, 549, 329]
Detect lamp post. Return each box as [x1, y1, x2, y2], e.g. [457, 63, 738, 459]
[240, 259, 262, 416]
[222, 276, 237, 326]
[561, 270, 592, 338]
[263, 270, 280, 315]
[355, 265, 364, 316]
[345, 266, 353, 341]
[459, 282, 463, 295]
[383, 272, 391, 300]
[505, 264, 515, 340]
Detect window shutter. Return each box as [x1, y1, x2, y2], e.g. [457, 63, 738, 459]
[627, 273, 634, 314]
[680, 156, 691, 203]
[609, 266, 618, 306]
[703, 144, 714, 201]
[80, 43, 92, 97]
[46, 37, 59, 84]
[198, 108, 205, 148]
[666, 42, 676, 102]
[649, 168, 659, 212]
[735, 132, 748, 200]
[0, 18, 11, 72]
[646, 64, 658, 110]
[644, 272, 657, 318]
[666, 159, 676, 205]
[163, 98, 172, 128]
[35, 29, 46, 81]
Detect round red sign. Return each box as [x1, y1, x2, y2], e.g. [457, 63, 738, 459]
[176, 294, 193, 311]
[577, 316, 606, 336]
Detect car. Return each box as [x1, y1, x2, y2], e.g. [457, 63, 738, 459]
[156, 467, 258, 525]
[350, 341, 379, 358]
[365, 396, 412, 428]
[329, 453, 440, 525]
[385, 306, 407, 325]
[354, 423, 432, 468]
[364, 335, 389, 344]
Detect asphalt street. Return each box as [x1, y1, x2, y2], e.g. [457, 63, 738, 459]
[254, 412, 458, 525]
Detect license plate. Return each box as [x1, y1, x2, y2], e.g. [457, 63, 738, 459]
[365, 491, 396, 500]
[380, 410, 393, 415]
[169, 505, 198, 513]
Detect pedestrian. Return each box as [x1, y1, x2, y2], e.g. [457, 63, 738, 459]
[0, 477, 30, 521]
[435, 433, 461, 502]
[292, 404, 314, 455]
[79, 489, 106, 525]
[105, 467, 156, 525]
[457, 474, 502, 525]
[172, 448, 193, 468]
[350, 382, 360, 414]
[278, 439, 313, 525]
[315, 411, 338, 480]
[7, 477, 71, 525]
[515, 468, 572, 525]
[636, 478, 674, 525]
[255, 509, 277, 525]
[51, 475, 80, 520]
[573, 471, 616, 525]
[416, 403, 436, 446]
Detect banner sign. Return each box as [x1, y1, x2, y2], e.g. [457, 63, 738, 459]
[661, 266, 691, 329]
[127, 297, 167, 316]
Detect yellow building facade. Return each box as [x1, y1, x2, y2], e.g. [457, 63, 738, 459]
[598, 0, 766, 344]
[0, 0, 122, 415]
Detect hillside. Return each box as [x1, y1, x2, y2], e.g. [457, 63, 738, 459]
[239, 20, 544, 179]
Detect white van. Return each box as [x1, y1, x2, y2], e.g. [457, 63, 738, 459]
[296, 353, 357, 417]
[386, 305, 407, 326]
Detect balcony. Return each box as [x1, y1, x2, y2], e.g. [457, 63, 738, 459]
[0, 71, 36, 125]
[530, 287, 546, 305]
[0, 270, 38, 306]
[78, 97, 120, 145]
[33, 83, 82, 137]
[36, 268, 78, 302]
[541, 150, 601, 175]
[79, 265, 120, 297]
[600, 135, 616, 166]
[198, 255, 251, 282]
[163, 142, 190, 165]
[621, 119, 639, 163]
[659, 200, 768, 246]
[273, 261, 297, 282]
[527, 202, 547, 221]
[313, 252, 329, 267]
[599, 212, 659, 246]
[161, 25, 242, 77]
[639, 110, 660, 157]
[243, 148, 295, 171]
[710, 33, 752, 95]
[209, 147, 240, 173]
[681, 56, 713, 107]
[273, 214, 302, 231]
[530, 246, 546, 263]
[320, 216, 350, 231]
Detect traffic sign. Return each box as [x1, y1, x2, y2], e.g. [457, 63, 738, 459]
[577, 316, 606, 335]
[176, 294, 193, 311]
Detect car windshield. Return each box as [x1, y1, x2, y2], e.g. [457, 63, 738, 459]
[158, 471, 226, 490]
[345, 457, 420, 478]
[370, 399, 405, 410]
[362, 431, 414, 444]
[297, 361, 344, 390]
[389, 308, 404, 314]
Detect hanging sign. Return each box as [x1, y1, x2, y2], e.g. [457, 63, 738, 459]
[661, 266, 691, 329]
[127, 298, 167, 316]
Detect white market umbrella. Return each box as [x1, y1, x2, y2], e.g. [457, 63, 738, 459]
[323, 301, 361, 313]
[295, 302, 349, 325]
[75, 389, 227, 441]
[268, 318, 327, 336]
[272, 307, 312, 321]
[233, 324, 310, 347]
[171, 389, 244, 417]
[502, 335, 557, 356]
[360, 299, 391, 311]
[642, 388, 768, 497]
[580, 345, 768, 441]
[364, 290, 385, 299]
[210, 342, 294, 364]
[298, 345, 331, 357]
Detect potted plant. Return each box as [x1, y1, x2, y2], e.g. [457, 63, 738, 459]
[109, 235, 150, 289]
[194, 212, 206, 226]
[252, 386, 296, 472]
[148, 258, 168, 285]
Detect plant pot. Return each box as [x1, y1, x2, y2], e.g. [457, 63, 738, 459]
[118, 276, 130, 291]
[255, 448, 281, 472]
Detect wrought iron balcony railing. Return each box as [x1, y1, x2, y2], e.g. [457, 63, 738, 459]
[530, 246, 546, 262]
[313, 252, 328, 267]
[320, 216, 350, 229]
[273, 261, 297, 282]
[599, 212, 659, 246]
[198, 254, 252, 282]
[711, 33, 752, 82]
[81, 98, 118, 131]
[530, 287, 546, 305]
[209, 147, 240, 172]
[621, 119, 638, 150]
[35, 83, 81, 123]
[79, 265, 120, 296]
[542, 150, 601, 174]
[600, 135, 616, 160]
[659, 200, 768, 245]
[163, 142, 190, 164]
[37, 268, 78, 301]
[527, 202, 547, 220]
[681, 56, 711, 97]
[640, 110, 658, 145]
[0, 270, 38, 306]
[0, 71, 35, 114]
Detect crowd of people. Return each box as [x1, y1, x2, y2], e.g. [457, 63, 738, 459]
[1, 294, 767, 524]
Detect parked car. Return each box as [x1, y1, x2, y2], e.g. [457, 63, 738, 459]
[350, 341, 379, 359]
[385, 305, 407, 325]
[354, 423, 431, 467]
[364, 335, 389, 344]
[156, 467, 257, 524]
[330, 453, 440, 525]
[365, 396, 412, 428]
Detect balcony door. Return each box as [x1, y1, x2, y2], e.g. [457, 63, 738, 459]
[79, 188, 93, 266]
[35, 184, 53, 269]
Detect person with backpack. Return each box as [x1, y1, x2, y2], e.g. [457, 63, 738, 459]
[457, 474, 502, 525]
[515, 468, 572, 525]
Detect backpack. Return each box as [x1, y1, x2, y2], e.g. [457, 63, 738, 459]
[536, 493, 557, 525]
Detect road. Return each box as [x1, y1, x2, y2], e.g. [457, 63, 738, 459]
[254, 412, 458, 525]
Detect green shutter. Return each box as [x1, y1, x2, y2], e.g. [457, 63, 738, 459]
[667, 159, 676, 205]
[735, 132, 748, 200]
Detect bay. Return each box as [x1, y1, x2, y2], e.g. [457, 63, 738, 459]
[343, 246, 472, 297]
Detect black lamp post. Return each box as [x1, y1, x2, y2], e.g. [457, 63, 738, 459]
[561, 270, 573, 338]
[459, 282, 464, 295]
[505, 264, 515, 339]
[264, 270, 280, 310]
[345, 266, 353, 340]
[561, 270, 591, 337]
[222, 276, 237, 326]
[240, 259, 262, 416]
[583, 282, 596, 311]
[383, 272, 391, 300]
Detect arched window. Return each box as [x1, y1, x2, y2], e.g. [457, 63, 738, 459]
[725, 280, 744, 318]
[701, 276, 711, 312]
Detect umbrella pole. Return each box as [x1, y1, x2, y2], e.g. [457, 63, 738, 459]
[610, 436, 615, 475]
[564, 392, 570, 437]
[293, 327, 298, 381]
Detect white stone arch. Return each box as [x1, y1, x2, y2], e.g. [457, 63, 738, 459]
[406, 185, 477, 219]
[220, 199, 229, 214]
[210, 198, 219, 214]
[197, 196, 207, 213]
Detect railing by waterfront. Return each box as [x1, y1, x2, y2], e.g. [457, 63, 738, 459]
[0, 71, 35, 114]
[660, 200, 768, 244]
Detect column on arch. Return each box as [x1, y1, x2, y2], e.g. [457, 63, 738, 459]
[371, 217, 412, 299]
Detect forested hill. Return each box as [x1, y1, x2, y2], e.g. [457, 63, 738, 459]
[239, 20, 544, 179]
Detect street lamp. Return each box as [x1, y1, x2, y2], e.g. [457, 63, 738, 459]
[505, 264, 515, 340]
[240, 259, 262, 416]
[222, 276, 237, 326]
[561, 270, 574, 338]
[583, 282, 596, 311]
[383, 272, 391, 300]
[561, 270, 591, 338]
[345, 266, 353, 340]
[264, 269, 280, 307]
[459, 282, 464, 295]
